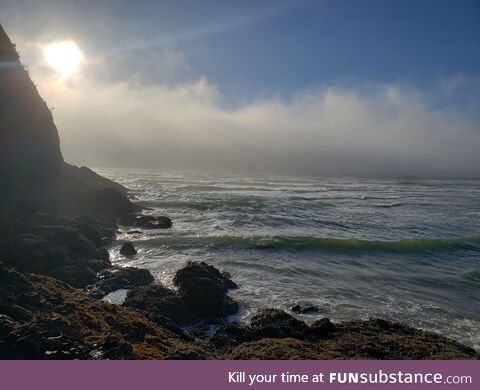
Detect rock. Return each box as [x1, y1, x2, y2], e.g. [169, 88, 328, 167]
[291, 304, 320, 314]
[120, 242, 137, 256]
[134, 215, 172, 229]
[174, 261, 238, 294]
[249, 309, 309, 339]
[28, 225, 97, 258]
[124, 285, 189, 325]
[75, 223, 102, 247]
[0, 234, 66, 273]
[173, 261, 238, 320]
[48, 264, 96, 288]
[85, 266, 154, 299]
[309, 318, 335, 339]
[79, 188, 134, 217]
[0, 262, 214, 359]
[124, 262, 238, 326]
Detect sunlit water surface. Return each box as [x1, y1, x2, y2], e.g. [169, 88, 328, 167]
[96, 168, 480, 350]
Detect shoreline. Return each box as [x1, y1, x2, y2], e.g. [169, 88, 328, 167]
[1, 203, 478, 359]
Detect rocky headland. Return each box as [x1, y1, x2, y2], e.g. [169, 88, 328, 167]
[0, 24, 477, 360]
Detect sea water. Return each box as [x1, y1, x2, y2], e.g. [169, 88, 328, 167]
[97, 168, 480, 350]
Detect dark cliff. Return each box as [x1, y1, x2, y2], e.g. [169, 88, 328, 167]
[0, 24, 127, 211]
[0, 24, 63, 195]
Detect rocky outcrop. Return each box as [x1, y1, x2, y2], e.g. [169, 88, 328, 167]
[85, 266, 154, 299]
[120, 214, 172, 229]
[211, 309, 477, 360]
[0, 262, 213, 359]
[124, 261, 238, 326]
[120, 242, 137, 256]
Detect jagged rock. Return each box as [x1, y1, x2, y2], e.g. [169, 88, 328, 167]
[290, 304, 320, 314]
[0, 262, 214, 359]
[120, 242, 137, 256]
[173, 261, 238, 320]
[124, 262, 238, 326]
[85, 266, 154, 299]
[134, 215, 172, 229]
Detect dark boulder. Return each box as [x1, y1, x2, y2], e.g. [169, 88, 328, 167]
[173, 261, 238, 320]
[120, 242, 137, 256]
[85, 266, 154, 299]
[174, 261, 238, 294]
[134, 215, 172, 229]
[124, 262, 238, 326]
[291, 304, 320, 314]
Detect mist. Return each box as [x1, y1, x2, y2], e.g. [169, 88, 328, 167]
[31, 73, 479, 177]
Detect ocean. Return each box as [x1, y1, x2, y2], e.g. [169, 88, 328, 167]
[96, 168, 480, 350]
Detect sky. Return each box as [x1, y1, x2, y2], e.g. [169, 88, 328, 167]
[1, 0, 480, 176]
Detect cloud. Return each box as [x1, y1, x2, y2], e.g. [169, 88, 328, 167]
[31, 71, 480, 177]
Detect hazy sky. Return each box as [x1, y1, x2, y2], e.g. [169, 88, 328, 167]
[1, 0, 480, 176]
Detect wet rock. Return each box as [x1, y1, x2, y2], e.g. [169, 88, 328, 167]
[134, 215, 172, 229]
[124, 262, 238, 326]
[120, 242, 137, 256]
[291, 304, 320, 314]
[0, 262, 214, 360]
[85, 266, 154, 299]
[173, 261, 238, 320]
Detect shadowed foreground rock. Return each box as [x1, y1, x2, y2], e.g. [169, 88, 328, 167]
[211, 309, 477, 360]
[0, 262, 212, 359]
[124, 261, 238, 326]
[85, 266, 154, 299]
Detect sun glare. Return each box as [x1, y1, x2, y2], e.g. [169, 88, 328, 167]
[43, 40, 83, 78]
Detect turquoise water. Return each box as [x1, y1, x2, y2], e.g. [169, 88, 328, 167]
[97, 168, 480, 350]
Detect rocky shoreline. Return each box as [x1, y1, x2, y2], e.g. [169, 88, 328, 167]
[0, 23, 477, 360]
[0, 204, 477, 359]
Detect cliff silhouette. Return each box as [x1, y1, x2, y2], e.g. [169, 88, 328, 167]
[0, 24, 126, 212]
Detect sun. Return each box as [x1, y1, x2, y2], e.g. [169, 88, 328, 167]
[43, 40, 83, 78]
